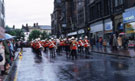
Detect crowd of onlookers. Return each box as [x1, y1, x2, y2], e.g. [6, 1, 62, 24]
[90, 34, 131, 51]
[0, 39, 23, 76]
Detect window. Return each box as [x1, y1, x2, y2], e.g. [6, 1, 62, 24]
[115, 0, 124, 7]
[1, 13, 4, 20]
[97, 2, 102, 17]
[115, 0, 118, 7]
[104, 0, 110, 16]
[119, 0, 124, 5]
[90, 0, 95, 4]
[1, 0, 3, 3]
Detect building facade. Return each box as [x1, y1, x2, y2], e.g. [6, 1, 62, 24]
[22, 23, 51, 41]
[51, 0, 135, 40]
[0, 0, 5, 28]
[51, 0, 62, 38]
[0, 0, 5, 39]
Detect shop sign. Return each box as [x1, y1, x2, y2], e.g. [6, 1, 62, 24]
[125, 22, 135, 33]
[78, 29, 84, 34]
[105, 19, 113, 31]
[119, 24, 124, 30]
[123, 8, 135, 23]
[90, 21, 103, 33]
[128, 40, 135, 47]
[105, 24, 112, 31]
[62, 24, 66, 27]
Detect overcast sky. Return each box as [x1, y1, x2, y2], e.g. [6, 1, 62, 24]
[5, 0, 54, 28]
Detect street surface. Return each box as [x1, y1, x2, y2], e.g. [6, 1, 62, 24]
[15, 48, 135, 81]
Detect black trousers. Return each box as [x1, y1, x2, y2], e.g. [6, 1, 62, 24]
[71, 50, 77, 59]
[85, 47, 90, 55]
[78, 46, 83, 53]
[65, 46, 70, 57]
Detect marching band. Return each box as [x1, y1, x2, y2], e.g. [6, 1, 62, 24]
[30, 36, 91, 59]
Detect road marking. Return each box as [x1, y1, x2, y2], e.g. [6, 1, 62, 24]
[14, 51, 23, 81]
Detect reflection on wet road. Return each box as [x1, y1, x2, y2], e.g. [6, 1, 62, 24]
[16, 48, 135, 81]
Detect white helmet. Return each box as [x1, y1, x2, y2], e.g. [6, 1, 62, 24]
[80, 37, 82, 39]
[75, 38, 78, 41]
[85, 36, 88, 39]
[71, 36, 75, 39]
[51, 38, 54, 40]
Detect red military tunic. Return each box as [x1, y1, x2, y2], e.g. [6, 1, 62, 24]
[49, 41, 56, 49]
[84, 39, 90, 48]
[71, 40, 78, 50]
[78, 40, 84, 47]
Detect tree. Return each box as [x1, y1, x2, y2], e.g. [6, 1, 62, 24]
[29, 30, 41, 41]
[15, 29, 25, 41]
[41, 31, 51, 40]
[6, 28, 25, 41]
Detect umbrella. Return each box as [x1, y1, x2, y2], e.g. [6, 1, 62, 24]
[119, 32, 125, 35]
[0, 38, 4, 41]
[5, 33, 15, 40]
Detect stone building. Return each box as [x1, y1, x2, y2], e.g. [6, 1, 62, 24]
[51, 0, 135, 40]
[0, 0, 5, 39]
[22, 23, 51, 41]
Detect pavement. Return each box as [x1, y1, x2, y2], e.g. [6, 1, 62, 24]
[5, 48, 135, 81]
[91, 46, 135, 58]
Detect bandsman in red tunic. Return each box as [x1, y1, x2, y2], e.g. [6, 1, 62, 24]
[49, 38, 56, 58]
[43, 40, 49, 53]
[84, 36, 91, 56]
[35, 40, 42, 56]
[65, 38, 71, 58]
[70, 37, 78, 60]
[59, 39, 64, 52]
[78, 37, 84, 54]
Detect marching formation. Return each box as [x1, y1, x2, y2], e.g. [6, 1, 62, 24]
[31, 36, 91, 60]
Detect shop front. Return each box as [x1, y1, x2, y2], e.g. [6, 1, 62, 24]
[123, 7, 135, 47]
[104, 19, 113, 42]
[90, 21, 103, 40]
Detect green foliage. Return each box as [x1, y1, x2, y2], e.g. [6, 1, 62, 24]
[15, 29, 25, 41]
[28, 30, 51, 41]
[6, 29, 25, 41]
[41, 31, 50, 40]
[7, 30, 16, 36]
[29, 30, 41, 41]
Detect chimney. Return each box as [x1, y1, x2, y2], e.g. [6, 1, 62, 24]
[36, 23, 38, 27]
[22, 24, 24, 29]
[13, 25, 15, 29]
[26, 23, 28, 27]
[33, 23, 36, 27]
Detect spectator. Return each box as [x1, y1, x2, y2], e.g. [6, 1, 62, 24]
[99, 37, 103, 50]
[3, 40, 10, 73]
[117, 35, 122, 49]
[103, 39, 107, 51]
[112, 34, 118, 51]
[0, 41, 7, 75]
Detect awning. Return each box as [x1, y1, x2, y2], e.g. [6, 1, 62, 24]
[67, 32, 77, 36]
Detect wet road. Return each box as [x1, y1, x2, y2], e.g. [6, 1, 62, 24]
[16, 48, 135, 81]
